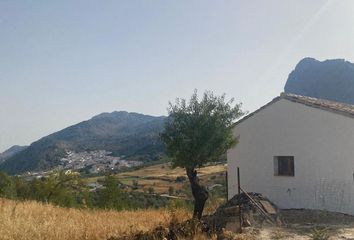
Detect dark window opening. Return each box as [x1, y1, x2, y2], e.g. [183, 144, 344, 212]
[274, 156, 294, 176]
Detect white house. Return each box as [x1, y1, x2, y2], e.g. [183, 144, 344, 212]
[227, 93, 354, 214]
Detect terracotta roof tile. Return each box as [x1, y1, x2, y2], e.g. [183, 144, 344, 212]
[234, 93, 354, 126]
[283, 93, 354, 118]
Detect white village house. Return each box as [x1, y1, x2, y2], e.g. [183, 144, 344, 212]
[227, 93, 354, 215]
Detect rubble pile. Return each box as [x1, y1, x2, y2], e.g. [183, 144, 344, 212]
[209, 192, 282, 231]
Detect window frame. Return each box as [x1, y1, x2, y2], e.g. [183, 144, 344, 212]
[274, 156, 295, 177]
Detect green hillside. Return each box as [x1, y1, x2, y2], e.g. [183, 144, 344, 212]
[0, 111, 166, 174]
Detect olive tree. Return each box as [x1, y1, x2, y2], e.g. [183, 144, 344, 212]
[161, 90, 244, 219]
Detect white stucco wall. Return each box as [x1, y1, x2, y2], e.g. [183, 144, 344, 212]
[227, 98, 354, 214]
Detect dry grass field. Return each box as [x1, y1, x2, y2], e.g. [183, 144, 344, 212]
[85, 163, 226, 195]
[0, 198, 190, 240]
[116, 163, 226, 194]
[4, 195, 354, 240]
[0, 198, 260, 240]
[118, 163, 226, 179]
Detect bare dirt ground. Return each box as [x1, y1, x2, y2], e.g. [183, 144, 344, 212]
[243, 209, 354, 240]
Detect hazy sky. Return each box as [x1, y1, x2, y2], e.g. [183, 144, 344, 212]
[1, 0, 354, 152]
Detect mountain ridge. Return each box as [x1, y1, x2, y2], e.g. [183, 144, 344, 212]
[284, 57, 354, 105]
[0, 111, 166, 174]
[0, 145, 28, 164]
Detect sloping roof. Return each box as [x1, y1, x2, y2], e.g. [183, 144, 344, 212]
[283, 93, 354, 118]
[235, 93, 354, 125]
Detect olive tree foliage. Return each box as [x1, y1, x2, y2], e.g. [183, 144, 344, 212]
[161, 90, 244, 219]
[43, 170, 86, 206]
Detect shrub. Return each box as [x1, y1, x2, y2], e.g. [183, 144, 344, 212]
[0, 172, 17, 199]
[132, 180, 139, 190]
[168, 186, 175, 195]
[175, 176, 186, 183]
[309, 227, 329, 240]
[148, 187, 154, 194]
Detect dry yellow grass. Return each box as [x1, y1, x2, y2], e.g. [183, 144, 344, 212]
[0, 198, 191, 240]
[85, 163, 226, 194]
[118, 163, 226, 179]
[115, 163, 227, 194]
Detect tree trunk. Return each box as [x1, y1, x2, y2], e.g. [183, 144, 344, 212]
[186, 168, 209, 219]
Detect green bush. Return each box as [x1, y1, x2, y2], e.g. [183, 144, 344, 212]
[95, 176, 128, 210]
[175, 176, 186, 183]
[0, 172, 17, 199]
[148, 187, 154, 194]
[168, 186, 175, 195]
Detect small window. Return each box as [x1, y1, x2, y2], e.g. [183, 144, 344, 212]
[274, 156, 294, 176]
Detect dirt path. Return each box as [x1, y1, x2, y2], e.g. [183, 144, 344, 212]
[253, 225, 354, 240]
[245, 209, 354, 240]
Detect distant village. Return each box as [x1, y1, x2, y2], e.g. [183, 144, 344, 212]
[22, 150, 143, 179]
[60, 150, 143, 173]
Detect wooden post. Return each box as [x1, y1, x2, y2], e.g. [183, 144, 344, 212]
[225, 171, 228, 200]
[237, 167, 242, 233]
